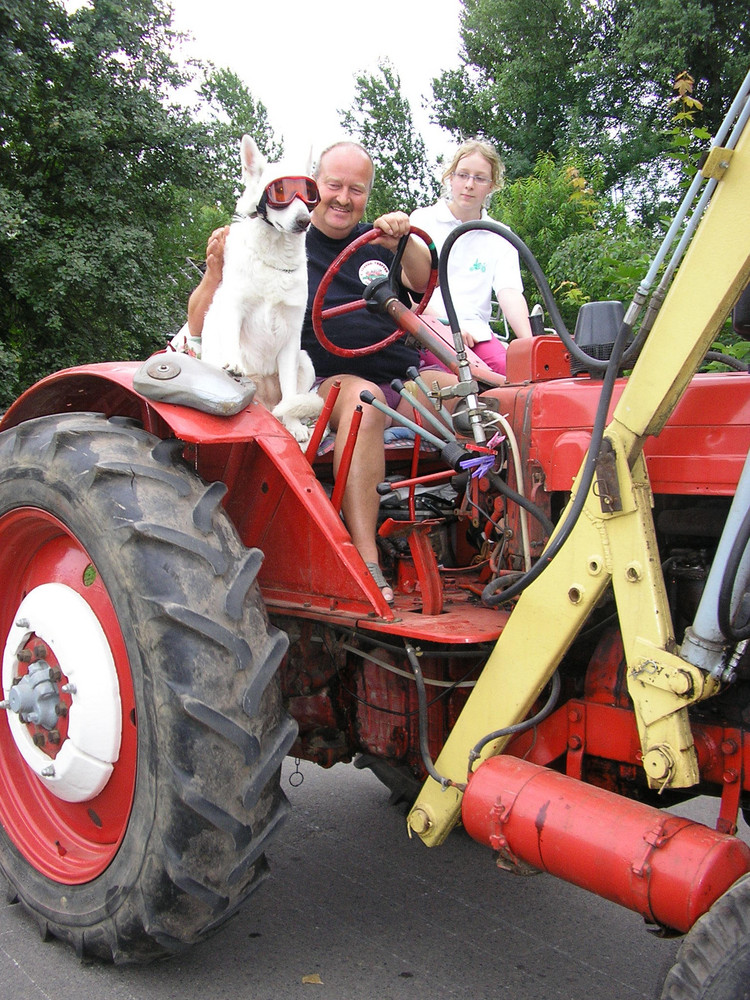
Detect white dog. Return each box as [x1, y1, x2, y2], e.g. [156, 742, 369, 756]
[200, 135, 323, 442]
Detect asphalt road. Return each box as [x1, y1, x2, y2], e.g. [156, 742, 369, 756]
[2, 759, 747, 1000]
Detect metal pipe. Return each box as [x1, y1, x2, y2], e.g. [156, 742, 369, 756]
[681, 448, 750, 676]
[330, 405, 363, 514]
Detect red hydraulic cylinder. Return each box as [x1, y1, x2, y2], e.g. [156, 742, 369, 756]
[461, 755, 750, 932]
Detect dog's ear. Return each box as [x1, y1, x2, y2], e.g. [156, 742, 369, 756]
[240, 135, 266, 186]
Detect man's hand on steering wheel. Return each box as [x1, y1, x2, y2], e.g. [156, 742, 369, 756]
[369, 212, 431, 291]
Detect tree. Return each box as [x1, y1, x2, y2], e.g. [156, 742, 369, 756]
[340, 60, 441, 219]
[492, 150, 658, 330]
[199, 66, 282, 217]
[0, 0, 219, 404]
[430, 0, 748, 201]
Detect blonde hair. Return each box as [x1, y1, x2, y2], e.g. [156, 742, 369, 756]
[441, 139, 505, 199]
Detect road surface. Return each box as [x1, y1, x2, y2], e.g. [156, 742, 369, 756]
[3, 758, 747, 1000]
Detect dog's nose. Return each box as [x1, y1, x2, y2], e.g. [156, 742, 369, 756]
[295, 216, 312, 232]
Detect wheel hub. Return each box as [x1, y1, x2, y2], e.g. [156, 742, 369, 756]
[2, 583, 122, 803]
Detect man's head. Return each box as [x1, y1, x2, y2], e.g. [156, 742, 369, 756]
[312, 142, 374, 239]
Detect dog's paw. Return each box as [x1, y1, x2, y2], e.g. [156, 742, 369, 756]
[222, 363, 246, 379]
[280, 416, 312, 444]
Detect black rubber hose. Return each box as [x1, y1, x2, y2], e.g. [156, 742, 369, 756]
[438, 220, 643, 373]
[704, 350, 750, 372]
[405, 643, 453, 789]
[486, 469, 555, 537]
[467, 671, 561, 771]
[482, 312, 632, 607]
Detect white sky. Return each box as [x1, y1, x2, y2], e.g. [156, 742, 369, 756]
[168, 0, 464, 162]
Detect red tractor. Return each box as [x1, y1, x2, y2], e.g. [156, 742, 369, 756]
[0, 75, 748, 1000]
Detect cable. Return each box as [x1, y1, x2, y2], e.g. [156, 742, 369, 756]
[405, 643, 457, 790]
[467, 671, 562, 773]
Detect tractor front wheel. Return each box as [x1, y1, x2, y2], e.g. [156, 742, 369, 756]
[0, 413, 296, 962]
[660, 874, 750, 1000]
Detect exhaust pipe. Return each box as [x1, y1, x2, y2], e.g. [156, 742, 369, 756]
[461, 756, 750, 932]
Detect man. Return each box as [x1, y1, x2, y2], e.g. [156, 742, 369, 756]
[188, 141, 457, 604]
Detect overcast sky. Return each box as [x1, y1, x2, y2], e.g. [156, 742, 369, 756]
[169, 0, 463, 162]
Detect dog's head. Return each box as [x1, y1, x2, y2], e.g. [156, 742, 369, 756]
[235, 135, 318, 235]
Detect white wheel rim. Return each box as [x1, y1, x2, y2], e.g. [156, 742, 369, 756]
[2, 583, 122, 802]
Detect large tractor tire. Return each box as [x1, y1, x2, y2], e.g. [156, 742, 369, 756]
[660, 875, 750, 1000]
[0, 413, 296, 962]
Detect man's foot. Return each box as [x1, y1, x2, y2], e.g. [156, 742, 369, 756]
[365, 561, 394, 604]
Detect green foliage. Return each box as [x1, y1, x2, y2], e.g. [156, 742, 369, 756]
[199, 66, 282, 216]
[491, 149, 659, 331]
[0, 0, 218, 397]
[340, 60, 441, 219]
[430, 0, 749, 217]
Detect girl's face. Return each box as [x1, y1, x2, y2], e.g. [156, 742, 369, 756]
[448, 151, 494, 220]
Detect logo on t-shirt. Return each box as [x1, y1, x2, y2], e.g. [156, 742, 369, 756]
[358, 259, 390, 286]
[470, 258, 487, 273]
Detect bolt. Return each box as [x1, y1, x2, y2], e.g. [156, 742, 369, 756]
[721, 739, 738, 756]
[54, 703, 68, 718]
[48, 667, 62, 682]
[0, 700, 8, 711]
[61, 683, 76, 695]
[643, 746, 673, 781]
[34, 644, 47, 659]
[40, 765, 55, 778]
[568, 735, 583, 751]
[17, 649, 32, 663]
[48, 729, 61, 745]
[32, 732, 46, 747]
[408, 808, 433, 835]
[15, 618, 29, 629]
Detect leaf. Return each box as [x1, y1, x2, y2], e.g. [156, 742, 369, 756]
[302, 974, 324, 985]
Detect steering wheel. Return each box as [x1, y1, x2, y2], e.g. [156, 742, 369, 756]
[311, 227, 438, 358]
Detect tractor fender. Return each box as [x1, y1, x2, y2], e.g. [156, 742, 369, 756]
[0, 357, 287, 445]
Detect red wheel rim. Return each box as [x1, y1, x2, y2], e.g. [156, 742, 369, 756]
[0, 508, 136, 883]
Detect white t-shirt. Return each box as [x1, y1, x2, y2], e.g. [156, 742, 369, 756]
[409, 200, 524, 343]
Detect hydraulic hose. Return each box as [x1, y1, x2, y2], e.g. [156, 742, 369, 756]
[467, 670, 561, 773]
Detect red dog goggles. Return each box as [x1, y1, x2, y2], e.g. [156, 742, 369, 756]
[264, 176, 320, 210]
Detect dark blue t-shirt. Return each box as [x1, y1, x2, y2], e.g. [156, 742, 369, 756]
[301, 222, 420, 383]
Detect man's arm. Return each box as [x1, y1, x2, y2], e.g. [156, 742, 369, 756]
[187, 226, 229, 337]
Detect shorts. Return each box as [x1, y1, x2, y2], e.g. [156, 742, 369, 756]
[314, 360, 446, 413]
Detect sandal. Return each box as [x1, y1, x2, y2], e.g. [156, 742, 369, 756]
[365, 561, 394, 605]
